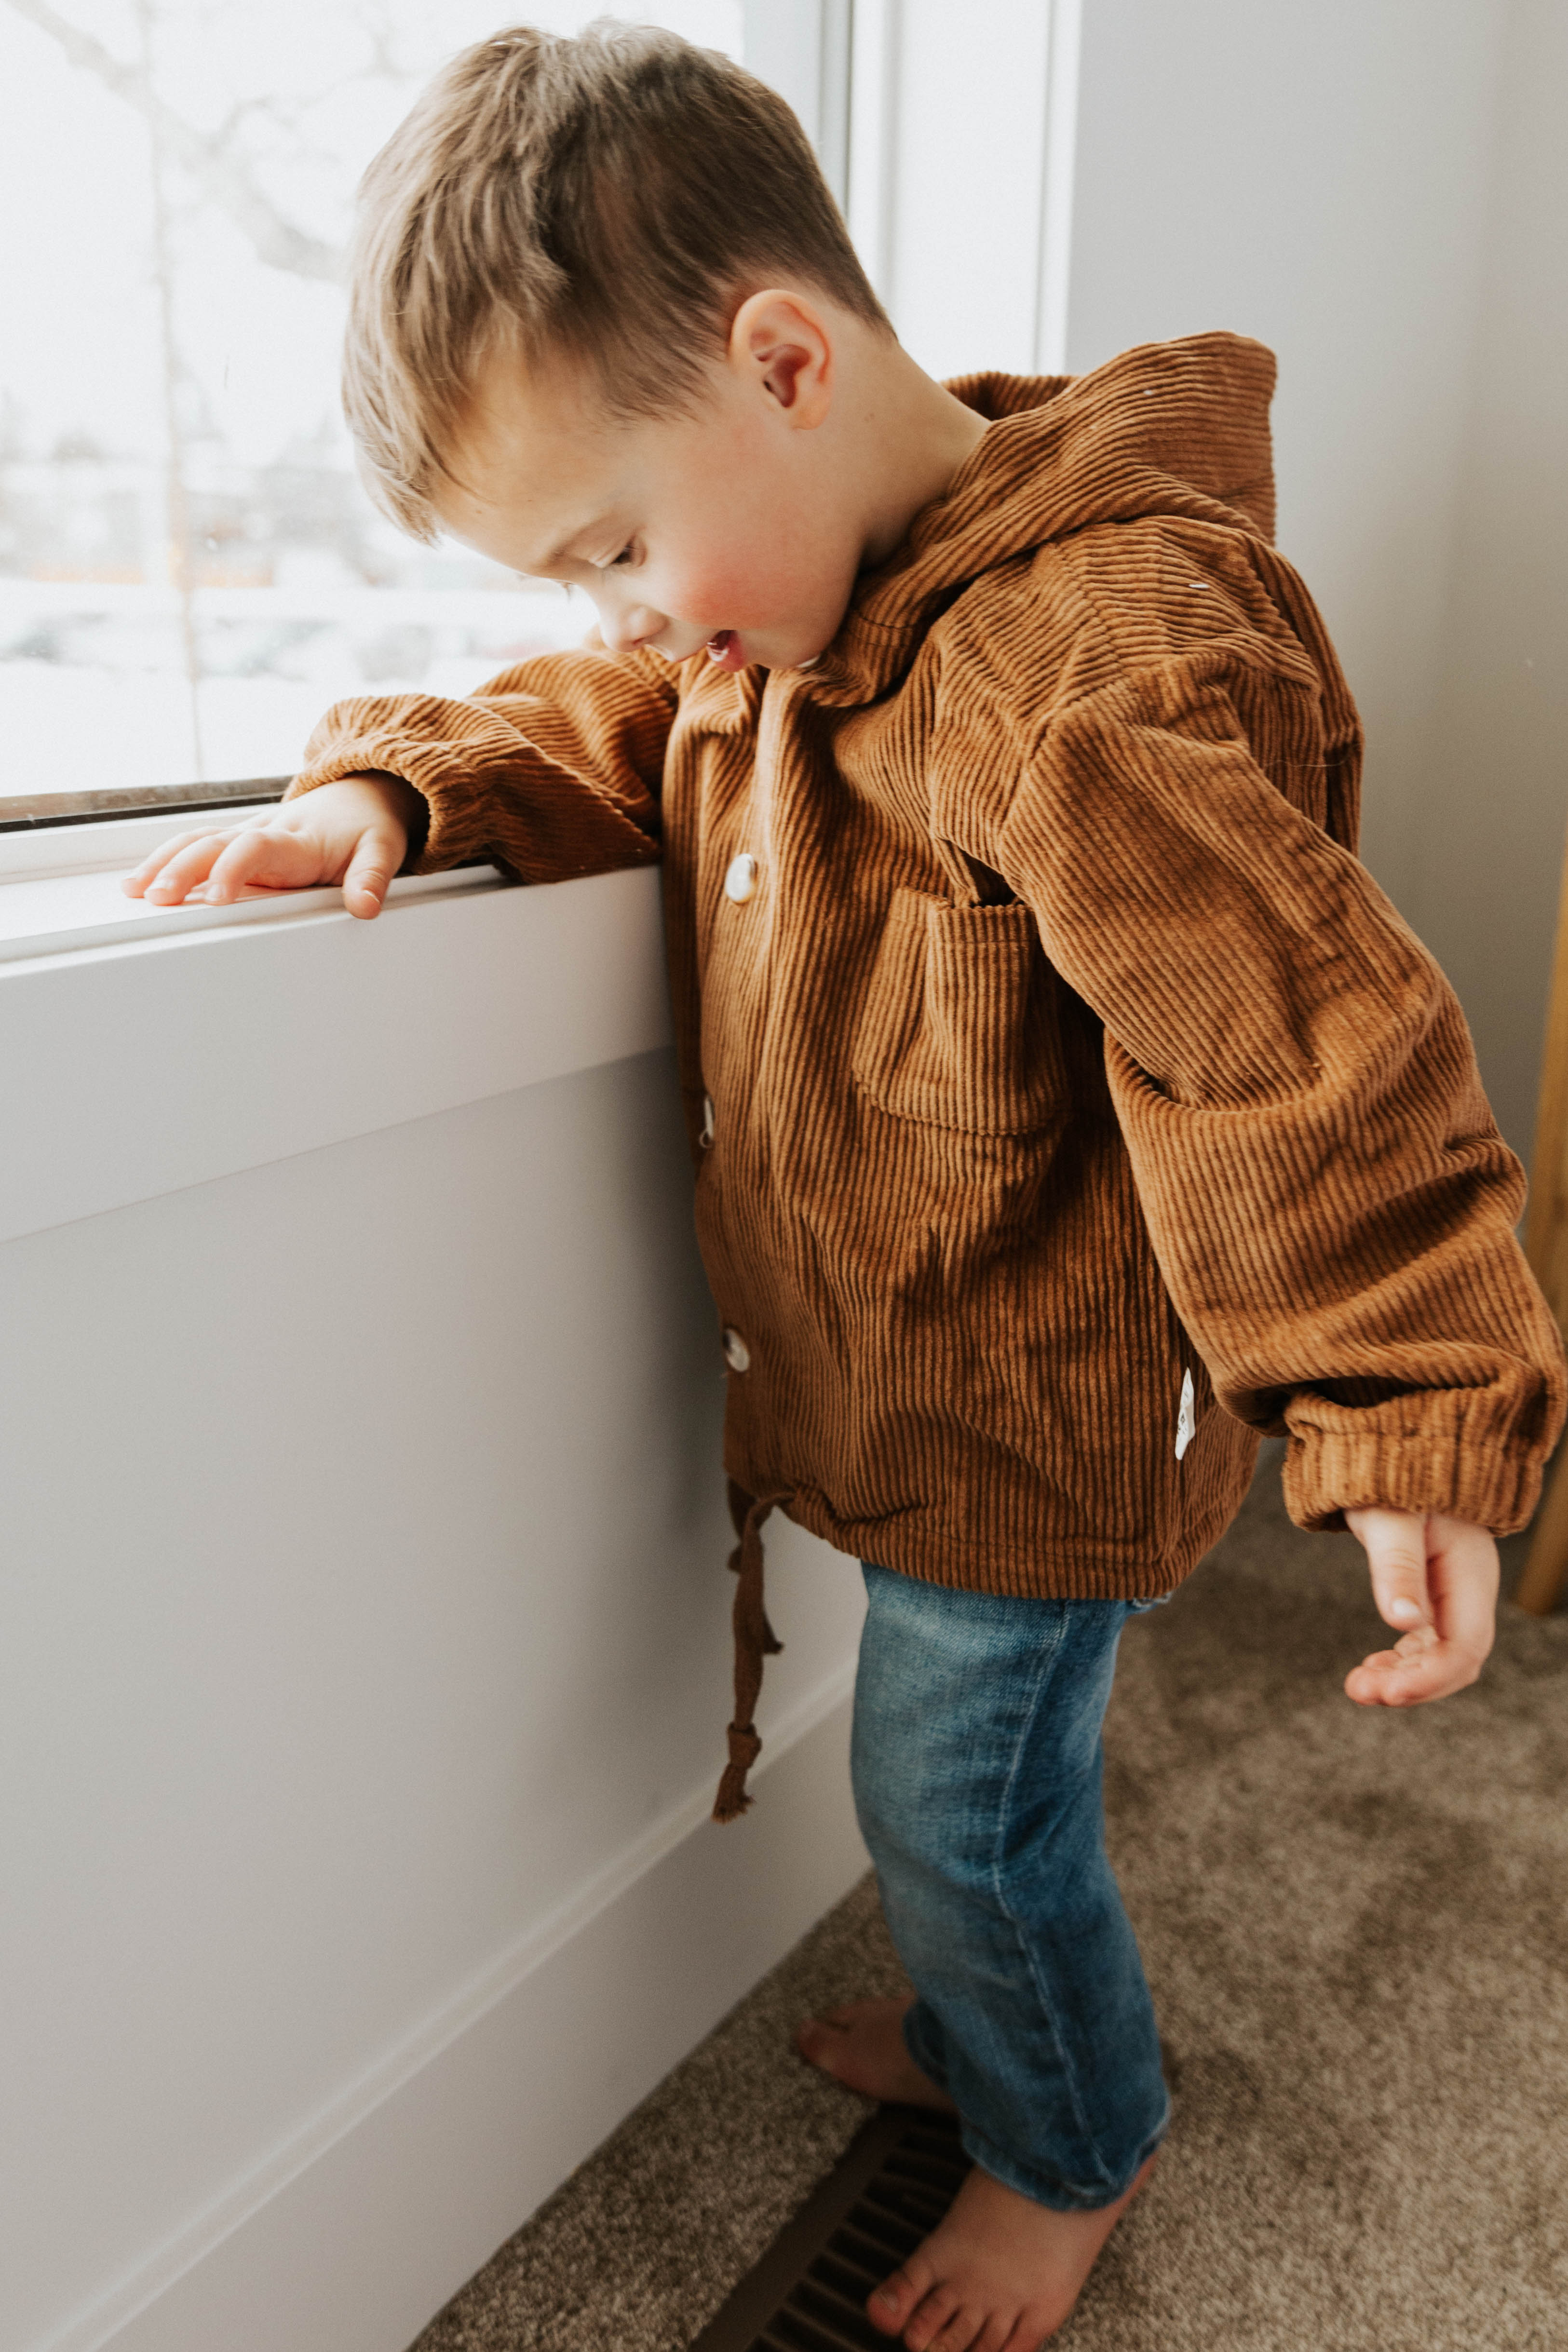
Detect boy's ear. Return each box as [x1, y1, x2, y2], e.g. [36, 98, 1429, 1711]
[728, 289, 833, 428]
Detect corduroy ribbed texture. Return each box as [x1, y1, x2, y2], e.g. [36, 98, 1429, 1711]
[288, 333, 1567, 1811]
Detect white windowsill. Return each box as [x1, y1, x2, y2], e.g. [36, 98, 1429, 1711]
[0, 802, 505, 962]
[0, 858, 504, 963]
[0, 801, 281, 879]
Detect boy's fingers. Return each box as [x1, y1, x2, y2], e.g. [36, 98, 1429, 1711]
[122, 827, 214, 894]
[1427, 1512, 1500, 1663]
[342, 822, 406, 918]
[1345, 1504, 1433, 1632]
[203, 825, 322, 903]
[1345, 1629, 1475, 1707]
[138, 830, 243, 903]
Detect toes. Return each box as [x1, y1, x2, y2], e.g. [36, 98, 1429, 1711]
[901, 2284, 961, 2352]
[867, 2257, 933, 2337]
[929, 2304, 988, 2352]
[824, 1998, 894, 2032]
[795, 2017, 847, 2071]
[796, 2005, 858, 2057]
[972, 2315, 1022, 2352]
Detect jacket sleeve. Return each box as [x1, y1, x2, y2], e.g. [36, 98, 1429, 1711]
[284, 640, 676, 881]
[998, 648, 1567, 1537]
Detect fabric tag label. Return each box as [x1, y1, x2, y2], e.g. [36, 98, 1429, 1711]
[1175, 1367, 1196, 1460]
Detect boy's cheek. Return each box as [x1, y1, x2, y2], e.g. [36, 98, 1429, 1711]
[657, 557, 765, 628]
[659, 510, 814, 624]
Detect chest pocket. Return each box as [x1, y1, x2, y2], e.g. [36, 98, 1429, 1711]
[850, 887, 1069, 1133]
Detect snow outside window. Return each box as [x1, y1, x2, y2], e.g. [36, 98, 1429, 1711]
[0, 0, 750, 817]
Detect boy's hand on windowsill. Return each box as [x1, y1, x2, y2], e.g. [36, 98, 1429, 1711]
[1342, 1506, 1499, 1707]
[121, 773, 424, 921]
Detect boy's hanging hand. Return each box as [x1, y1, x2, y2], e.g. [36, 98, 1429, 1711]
[1341, 1507, 1499, 1707]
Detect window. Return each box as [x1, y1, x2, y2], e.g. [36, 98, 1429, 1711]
[0, 1, 749, 818]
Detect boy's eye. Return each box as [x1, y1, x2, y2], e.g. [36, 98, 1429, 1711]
[603, 541, 638, 570]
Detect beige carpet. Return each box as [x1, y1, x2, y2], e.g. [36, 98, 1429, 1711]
[409, 1440, 1568, 2352]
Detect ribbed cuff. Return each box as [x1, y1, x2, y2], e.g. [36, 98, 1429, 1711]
[285, 732, 476, 870]
[1282, 1427, 1544, 1537]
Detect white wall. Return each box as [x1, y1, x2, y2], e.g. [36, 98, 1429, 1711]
[1060, 0, 1567, 1164]
[0, 876, 868, 2352]
[1409, 0, 1568, 1162]
[1066, 0, 1507, 922]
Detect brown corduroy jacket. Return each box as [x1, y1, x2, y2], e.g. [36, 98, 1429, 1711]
[290, 332, 1567, 1817]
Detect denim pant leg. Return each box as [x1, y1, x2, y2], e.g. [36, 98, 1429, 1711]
[851, 1564, 1171, 2213]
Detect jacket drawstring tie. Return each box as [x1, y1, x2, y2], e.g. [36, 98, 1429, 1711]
[711, 1478, 787, 1823]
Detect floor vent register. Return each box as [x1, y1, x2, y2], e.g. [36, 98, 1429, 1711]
[689, 2107, 972, 2352]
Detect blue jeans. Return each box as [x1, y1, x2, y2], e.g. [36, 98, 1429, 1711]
[851, 1563, 1172, 2212]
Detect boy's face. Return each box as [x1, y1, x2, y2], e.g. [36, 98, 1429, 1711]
[434, 291, 868, 674]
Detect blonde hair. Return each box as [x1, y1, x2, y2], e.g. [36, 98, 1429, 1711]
[343, 19, 891, 543]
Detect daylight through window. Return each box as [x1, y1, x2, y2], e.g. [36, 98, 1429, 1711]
[0, 0, 743, 808]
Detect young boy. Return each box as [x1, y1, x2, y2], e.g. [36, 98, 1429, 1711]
[126, 24, 1566, 2350]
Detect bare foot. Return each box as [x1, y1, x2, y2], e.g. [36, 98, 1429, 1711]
[868, 2150, 1160, 2350]
[793, 1997, 958, 2113]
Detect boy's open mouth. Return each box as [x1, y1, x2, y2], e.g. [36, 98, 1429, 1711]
[705, 629, 745, 671]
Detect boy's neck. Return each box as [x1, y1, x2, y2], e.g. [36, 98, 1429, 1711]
[844, 332, 991, 575]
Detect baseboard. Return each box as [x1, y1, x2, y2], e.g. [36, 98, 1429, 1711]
[47, 1669, 867, 2352]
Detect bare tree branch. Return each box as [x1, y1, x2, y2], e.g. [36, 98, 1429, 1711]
[6, 0, 343, 281]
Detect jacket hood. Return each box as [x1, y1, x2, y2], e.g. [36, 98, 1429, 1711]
[834, 331, 1277, 692]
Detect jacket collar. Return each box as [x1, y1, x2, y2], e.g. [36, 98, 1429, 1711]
[803, 330, 1278, 703]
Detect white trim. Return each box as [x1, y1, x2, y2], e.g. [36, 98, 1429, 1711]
[742, 0, 825, 145]
[846, 0, 900, 308]
[1036, 0, 1083, 373]
[0, 863, 670, 1247]
[815, 0, 855, 214]
[37, 1667, 865, 2352]
[742, 0, 854, 207]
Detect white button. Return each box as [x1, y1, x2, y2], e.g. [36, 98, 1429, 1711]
[700, 1093, 716, 1148]
[724, 852, 758, 903]
[722, 1326, 751, 1373]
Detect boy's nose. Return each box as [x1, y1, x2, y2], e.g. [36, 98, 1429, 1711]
[598, 602, 665, 655]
